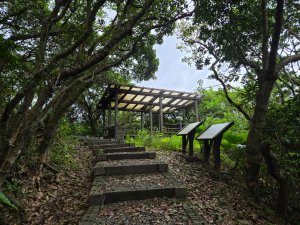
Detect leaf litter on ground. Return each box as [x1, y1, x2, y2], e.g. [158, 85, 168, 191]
[1, 145, 290, 225]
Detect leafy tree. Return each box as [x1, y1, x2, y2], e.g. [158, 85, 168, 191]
[0, 0, 193, 187]
[74, 71, 131, 135]
[178, 0, 300, 214]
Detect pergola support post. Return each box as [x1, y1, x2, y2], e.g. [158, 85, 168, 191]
[159, 96, 163, 133]
[108, 107, 112, 127]
[114, 92, 119, 141]
[141, 112, 144, 130]
[150, 105, 153, 135]
[103, 109, 106, 129]
[194, 100, 199, 122]
[182, 108, 186, 126]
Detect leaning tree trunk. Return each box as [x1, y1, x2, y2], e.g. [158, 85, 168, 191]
[36, 81, 90, 168]
[245, 78, 277, 190]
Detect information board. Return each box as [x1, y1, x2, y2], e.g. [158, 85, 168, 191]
[196, 122, 234, 140]
[177, 121, 203, 135]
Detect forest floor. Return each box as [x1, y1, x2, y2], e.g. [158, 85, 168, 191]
[154, 150, 288, 225]
[0, 143, 94, 225]
[1, 143, 289, 225]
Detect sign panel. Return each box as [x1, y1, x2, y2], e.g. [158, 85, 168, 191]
[196, 122, 234, 140]
[177, 121, 203, 135]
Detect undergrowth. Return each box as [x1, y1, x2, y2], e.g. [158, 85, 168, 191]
[126, 125, 247, 171]
[50, 118, 79, 169]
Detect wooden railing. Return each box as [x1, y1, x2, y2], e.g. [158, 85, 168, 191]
[164, 122, 186, 135]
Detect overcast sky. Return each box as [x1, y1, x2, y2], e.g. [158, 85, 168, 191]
[135, 36, 219, 92]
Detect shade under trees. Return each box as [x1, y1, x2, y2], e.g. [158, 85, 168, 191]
[0, 0, 193, 187]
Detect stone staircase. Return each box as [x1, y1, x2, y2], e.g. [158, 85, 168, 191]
[79, 137, 204, 225]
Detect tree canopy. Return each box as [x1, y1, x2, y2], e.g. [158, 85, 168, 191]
[0, 0, 193, 187]
[177, 0, 300, 215]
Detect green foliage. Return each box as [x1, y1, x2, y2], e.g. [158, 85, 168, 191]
[195, 88, 249, 169]
[264, 96, 300, 207]
[0, 36, 19, 68]
[4, 179, 21, 195]
[49, 118, 79, 168]
[0, 192, 18, 210]
[126, 129, 182, 151]
[199, 88, 250, 130]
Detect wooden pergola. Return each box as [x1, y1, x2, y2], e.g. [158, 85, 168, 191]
[98, 84, 202, 140]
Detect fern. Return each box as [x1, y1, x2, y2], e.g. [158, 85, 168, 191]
[220, 152, 235, 168]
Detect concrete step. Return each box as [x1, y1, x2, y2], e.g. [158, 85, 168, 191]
[97, 151, 155, 161]
[89, 173, 187, 204]
[89, 143, 134, 150]
[94, 159, 168, 176]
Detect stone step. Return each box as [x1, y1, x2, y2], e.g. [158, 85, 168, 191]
[94, 159, 168, 176]
[89, 143, 134, 150]
[85, 139, 118, 145]
[79, 136, 104, 140]
[97, 151, 155, 161]
[80, 199, 207, 225]
[89, 173, 187, 204]
[97, 146, 145, 154]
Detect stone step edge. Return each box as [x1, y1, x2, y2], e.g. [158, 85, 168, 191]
[96, 151, 155, 161]
[83, 139, 123, 144]
[89, 143, 135, 148]
[97, 147, 145, 154]
[89, 173, 187, 204]
[93, 162, 168, 176]
[79, 202, 208, 225]
[89, 186, 187, 205]
[182, 203, 208, 225]
[84, 140, 120, 145]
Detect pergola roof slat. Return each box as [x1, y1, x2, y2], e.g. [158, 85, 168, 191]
[99, 84, 202, 113]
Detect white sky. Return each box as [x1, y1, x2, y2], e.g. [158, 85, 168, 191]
[135, 36, 219, 92]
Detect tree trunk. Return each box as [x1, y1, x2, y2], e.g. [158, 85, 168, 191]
[245, 78, 276, 190]
[88, 114, 98, 135]
[0, 139, 23, 187]
[260, 143, 288, 216]
[35, 81, 90, 168]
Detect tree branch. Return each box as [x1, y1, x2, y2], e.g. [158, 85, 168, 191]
[266, 0, 284, 80]
[276, 54, 300, 72]
[261, 0, 269, 70]
[211, 61, 252, 121]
